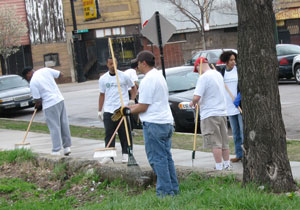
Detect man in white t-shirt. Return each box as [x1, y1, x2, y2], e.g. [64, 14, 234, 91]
[22, 67, 71, 156]
[98, 58, 137, 164]
[129, 51, 179, 197]
[190, 57, 230, 171]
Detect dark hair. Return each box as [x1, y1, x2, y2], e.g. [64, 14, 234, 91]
[220, 51, 237, 63]
[130, 60, 138, 69]
[133, 51, 155, 67]
[21, 66, 33, 78]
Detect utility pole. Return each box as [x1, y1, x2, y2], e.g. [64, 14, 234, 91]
[70, 0, 85, 82]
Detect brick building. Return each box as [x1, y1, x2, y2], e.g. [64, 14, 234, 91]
[0, 0, 32, 75]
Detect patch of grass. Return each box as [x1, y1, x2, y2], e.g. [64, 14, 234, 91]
[80, 174, 300, 210]
[1, 169, 300, 209]
[1, 119, 300, 161]
[49, 163, 68, 182]
[0, 149, 36, 166]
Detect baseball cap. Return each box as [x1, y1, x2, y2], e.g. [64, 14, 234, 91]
[130, 59, 138, 69]
[132, 50, 155, 65]
[193, 57, 209, 73]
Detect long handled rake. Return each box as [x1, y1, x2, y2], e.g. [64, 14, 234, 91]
[108, 38, 138, 167]
[192, 104, 199, 166]
[191, 58, 203, 165]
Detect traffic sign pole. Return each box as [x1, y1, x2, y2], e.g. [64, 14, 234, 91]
[155, 11, 166, 79]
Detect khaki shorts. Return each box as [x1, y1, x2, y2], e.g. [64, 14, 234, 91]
[201, 116, 229, 149]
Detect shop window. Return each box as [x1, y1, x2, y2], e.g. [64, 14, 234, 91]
[44, 53, 60, 67]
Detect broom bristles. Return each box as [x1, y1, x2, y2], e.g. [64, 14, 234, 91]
[93, 148, 117, 159]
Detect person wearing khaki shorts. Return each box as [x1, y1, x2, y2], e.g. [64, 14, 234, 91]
[201, 116, 229, 151]
[190, 57, 230, 171]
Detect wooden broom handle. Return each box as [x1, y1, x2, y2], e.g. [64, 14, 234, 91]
[108, 38, 132, 147]
[106, 117, 124, 148]
[22, 108, 37, 144]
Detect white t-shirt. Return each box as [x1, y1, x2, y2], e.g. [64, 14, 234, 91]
[194, 69, 227, 120]
[138, 68, 173, 124]
[224, 66, 240, 116]
[124, 68, 138, 90]
[99, 70, 134, 113]
[30, 67, 64, 110]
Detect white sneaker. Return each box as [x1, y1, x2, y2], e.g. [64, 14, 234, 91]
[224, 164, 232, 171]
[100, 157, 114, 164]
[122, 154, 128, 163]
[51, 151, 61, 156]
[63, 147, 71, 156]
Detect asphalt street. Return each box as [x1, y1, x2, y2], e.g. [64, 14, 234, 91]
[2, 79, 300, 139]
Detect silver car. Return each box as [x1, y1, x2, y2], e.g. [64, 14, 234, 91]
[0, 75, 35, 113]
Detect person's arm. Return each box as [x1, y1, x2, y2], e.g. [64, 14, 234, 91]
[190, 95, 200, 108]
[129, 85, 137, 101]
[98, 93, 105, 112]
[34, 98, 42, 109]
[129, 103, 149, 115]
[58, 72, 64, 79]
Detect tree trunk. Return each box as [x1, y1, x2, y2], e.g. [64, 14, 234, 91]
[4, 57, 8, 75]
[236, 0, 297, 192]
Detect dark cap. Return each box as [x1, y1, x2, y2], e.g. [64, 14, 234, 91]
[132, 50, 155, 66]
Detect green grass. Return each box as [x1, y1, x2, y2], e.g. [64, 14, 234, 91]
[1, 119, 300, 161]
[0, 149, 36, 166]
[1, 173, 300, 210]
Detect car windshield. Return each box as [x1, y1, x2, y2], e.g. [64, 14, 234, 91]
[191, 50, 221, 64]
[166, 70, 199, 93]
[277, 45, 300, 56]
[0, 76, 29, 91]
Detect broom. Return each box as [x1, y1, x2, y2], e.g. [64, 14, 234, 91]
[108, 38, 138, 167]
[93, 117, 124, 159]
[15, 108, 37, 149]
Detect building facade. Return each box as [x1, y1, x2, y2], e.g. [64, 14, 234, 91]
[275, 0, 300, 45]
[63, 0, 143, 81]
[0, 0, 32, 75]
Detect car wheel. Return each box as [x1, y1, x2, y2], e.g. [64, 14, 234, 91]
[295, 65, 300, 85]
[171, 110, 183, 132]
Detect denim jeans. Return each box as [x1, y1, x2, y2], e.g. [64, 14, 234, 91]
[143, 122, 179, 197]
[228, 114, 243, 159]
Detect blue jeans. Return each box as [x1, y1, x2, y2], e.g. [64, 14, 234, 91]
[228, 114, 243, 159]
[143, 122, 179, 197]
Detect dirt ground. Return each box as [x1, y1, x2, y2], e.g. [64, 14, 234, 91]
[0, 161, 105, 207]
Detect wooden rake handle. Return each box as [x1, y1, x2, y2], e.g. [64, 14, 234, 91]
[108, 38, 132, 147]
[22, 108, 38, 144]
[193, 104, 199, 151]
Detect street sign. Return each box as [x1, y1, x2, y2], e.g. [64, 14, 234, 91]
[141, 13, 176, 46]
[76, 29, 89, 33]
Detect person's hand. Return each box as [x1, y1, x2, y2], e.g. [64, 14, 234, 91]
[128, 99, 135, 106]
[98, 110, 104, 121]
[111, 107, 131, 122]
[189, 101, 195, 108]
[233, 93, 241, 108]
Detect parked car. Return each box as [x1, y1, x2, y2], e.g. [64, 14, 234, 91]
[185, 48, 237, 71]
[277, 44, 300, 80]
[292, 54, 300, 84]
[138, 66, 200, 132]
[0, 75, 35, 113]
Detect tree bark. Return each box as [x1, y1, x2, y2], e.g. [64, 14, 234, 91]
[236, 0, 297, 192]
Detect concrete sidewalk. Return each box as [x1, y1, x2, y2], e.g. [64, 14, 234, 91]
[1, 128, 300, 181]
